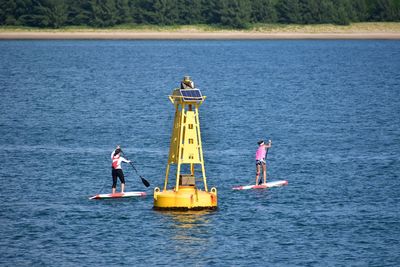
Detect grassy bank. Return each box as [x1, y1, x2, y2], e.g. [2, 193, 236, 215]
[1, 22, 400, 33]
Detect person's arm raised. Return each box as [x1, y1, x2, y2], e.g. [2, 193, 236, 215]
[265, 140, 272, 148]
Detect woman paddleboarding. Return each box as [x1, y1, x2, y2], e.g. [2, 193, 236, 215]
[111, 145, 131, 194]
[255, 139, 272, 185]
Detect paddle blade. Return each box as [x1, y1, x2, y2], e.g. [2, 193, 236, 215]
[141, 177, 150, 187]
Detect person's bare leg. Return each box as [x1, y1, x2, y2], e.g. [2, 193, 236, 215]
[255, 164, 260, 185]
[121, 183, 125, 193]
[112, 187, 116, 194]
[263, 164, 267, 184]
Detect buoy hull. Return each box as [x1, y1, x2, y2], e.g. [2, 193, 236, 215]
[153, 186, 217, 210]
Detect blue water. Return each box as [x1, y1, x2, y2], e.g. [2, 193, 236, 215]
[0, 40, 399, 266]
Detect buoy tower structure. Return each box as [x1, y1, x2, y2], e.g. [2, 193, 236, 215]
[153, 86, 217, 210]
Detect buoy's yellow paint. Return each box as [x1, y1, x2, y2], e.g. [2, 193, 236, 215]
[153, 186, 217, 210]
[153, 87, 217, 210]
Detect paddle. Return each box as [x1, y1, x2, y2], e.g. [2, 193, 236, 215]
[120, 150, 150, 187]
[263, 139, 272, 184]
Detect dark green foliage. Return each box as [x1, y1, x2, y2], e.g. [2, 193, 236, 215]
[115, 0, 132, 24]
[0, 0, 399, 28]
[300, 0, 325, 24]
[178, 0, 202, 24]
[89, 0, 118, 27]
[22, 0, 68, 28]
[153, 0, 179, 25]
[0, 0, 17, 25]
[350, 0, 369, 22]
[0, 0, 33, 25]
[276, 0, 302, 23]
[370, 0, 399, 20]
[65, 0, 91, 25]
[130, 0, 157, 24]
[220, 0, 251, 28]
[250, 0, 277, 23]
[201, 0, 222, 24]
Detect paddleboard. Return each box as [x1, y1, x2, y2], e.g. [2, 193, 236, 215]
[89, 191, 146, 200]
[232, 180, 288, 190]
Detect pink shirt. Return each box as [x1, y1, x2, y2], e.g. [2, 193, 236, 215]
[255, 145, 266, 160]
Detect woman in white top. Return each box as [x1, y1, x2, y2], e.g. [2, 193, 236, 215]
[111, 145, 130, 194]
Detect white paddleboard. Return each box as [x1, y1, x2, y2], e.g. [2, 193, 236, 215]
[232, 180, 288, 190]
[89, 191, 146, 200]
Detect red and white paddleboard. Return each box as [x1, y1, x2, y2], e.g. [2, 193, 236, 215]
[232, 180, 288, 190]
[89, 191, 146, 200]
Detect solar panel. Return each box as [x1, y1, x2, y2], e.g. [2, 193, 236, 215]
[180, 89, 203, 102]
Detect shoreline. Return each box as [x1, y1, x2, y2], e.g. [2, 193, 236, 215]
[1, 23, 400, 40]
[1, 31, 400, 40]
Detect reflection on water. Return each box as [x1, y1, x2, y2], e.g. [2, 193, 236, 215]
[156, 210, 217, 256]
[162, 210, 213, 229]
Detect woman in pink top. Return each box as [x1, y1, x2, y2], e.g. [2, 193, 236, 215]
[255, 140, 272, 185]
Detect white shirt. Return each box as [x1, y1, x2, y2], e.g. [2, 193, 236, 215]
[111, 150, 129, 169]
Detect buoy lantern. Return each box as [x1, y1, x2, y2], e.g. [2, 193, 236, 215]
[153, 86, 217, 210]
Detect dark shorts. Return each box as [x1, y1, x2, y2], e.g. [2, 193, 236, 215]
[112, 168, 125, 188]
[256, 159, 266, 166]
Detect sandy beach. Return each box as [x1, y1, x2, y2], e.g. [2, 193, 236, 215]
[1, 31, 400, 40]
[1, 23, 400, 39]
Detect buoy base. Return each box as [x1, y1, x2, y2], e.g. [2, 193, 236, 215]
[153, 186, 217, 210]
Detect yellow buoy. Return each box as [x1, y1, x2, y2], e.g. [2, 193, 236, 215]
[153, 86, 217, 210]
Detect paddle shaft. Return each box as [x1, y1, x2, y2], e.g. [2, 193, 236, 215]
[120, 150, 150, 187]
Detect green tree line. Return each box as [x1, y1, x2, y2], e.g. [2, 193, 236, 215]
[0, 0, 399, 29]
